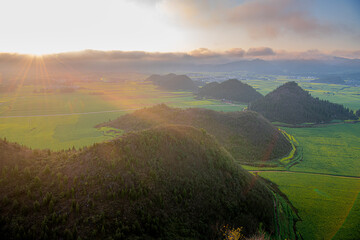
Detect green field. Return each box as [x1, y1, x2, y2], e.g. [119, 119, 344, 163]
[237, 77, 360, 239]
[1, 77, 359, 239]
[299, 82, 360, 110]
[253, 123, 360, 240]
[258, 172, 360, 240]
[283, 124, 360, 177]
[0, 82, 244, 150]
[333, 191, 360, 240]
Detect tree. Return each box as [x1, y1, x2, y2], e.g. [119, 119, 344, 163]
[356, 109, 360, 118]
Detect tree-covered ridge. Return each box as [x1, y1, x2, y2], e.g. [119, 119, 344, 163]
[198, 79, 263, 103]
[0, 126, 283, 239]
[97, 104, 292, 163]
[249, 81, 357, 124]
[146, 73, 197, 91]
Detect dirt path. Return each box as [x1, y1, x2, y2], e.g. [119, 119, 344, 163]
[250, 170, 360, 179]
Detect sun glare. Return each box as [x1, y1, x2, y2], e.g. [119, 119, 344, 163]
[0, 0, 187, 55]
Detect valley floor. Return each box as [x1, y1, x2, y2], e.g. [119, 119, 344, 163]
[1, 78, 360, 239]
[246, 123, 360, 240]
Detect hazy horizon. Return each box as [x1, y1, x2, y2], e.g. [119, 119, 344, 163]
[1, 0, 359, 57]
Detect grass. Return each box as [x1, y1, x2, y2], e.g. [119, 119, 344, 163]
[1, 76, 359, 238]
[299, 82, 360, 110]
[282, 123, 360, 177]
[0, 82, 244, 150]
[332, 191, 360, 240]
[0, 113, 120, 150]
[256, 123, 360, 239]
[257, 172, 360, 240]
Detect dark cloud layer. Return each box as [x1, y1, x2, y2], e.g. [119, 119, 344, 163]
[228, 0, 333, 38]
[225, 48, 246, 57]
[158, 0, 337, 39]
[52, 48, 275, 63]
[1, 48, 359, 67]
[247, 47, 275, 57]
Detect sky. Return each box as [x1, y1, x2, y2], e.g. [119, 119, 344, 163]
[0, 0, 359, 57]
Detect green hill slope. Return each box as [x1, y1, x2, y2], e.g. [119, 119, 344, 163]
[198, 79, 263, 103]
[249, 81, 356, 124]
[97, 104, 292, 164]
[0, 126, 283, 239]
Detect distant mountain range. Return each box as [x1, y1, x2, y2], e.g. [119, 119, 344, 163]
[1, 53, 360, 84]
[202, 57, 360, 76]
[144, 57, 360, 76]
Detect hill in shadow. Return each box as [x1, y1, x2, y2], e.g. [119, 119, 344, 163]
[0, 125, 295, 239]
[198, 79, 263, 103]
[146, 73, 198, 91]
[249, 81, 356, 124]
[97, 104, 292, 164]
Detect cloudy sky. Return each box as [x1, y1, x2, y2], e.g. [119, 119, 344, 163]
[0, 0, 359, 57]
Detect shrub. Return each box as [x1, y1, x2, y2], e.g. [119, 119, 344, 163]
[12, 199, 19, 210]
[43, 192, 52, 206]
[33, 200, 40, 211]
[222, 225, 245, 240]
[48, 200, 54, 212]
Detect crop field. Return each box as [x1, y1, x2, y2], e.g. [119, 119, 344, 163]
[234, 76, 360, 239]
[298, 82, 360, 110]
[258, 172, 360, 240]
[0, 81, 244, 150]
[253, 123, 360, 239]
[281, 124, 360, 177]
[1, 77, 359, 239]
[333, 191, 360, 240]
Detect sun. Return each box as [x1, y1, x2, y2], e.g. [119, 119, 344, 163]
[16, 48, 61, 56]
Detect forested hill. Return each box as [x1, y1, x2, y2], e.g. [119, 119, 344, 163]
[97, 104, 292, 163]
[198, 79, 263, 103]
[146, 73, 197, 91]
[249, 81, 357, 124]
[0, 126, 289, 239]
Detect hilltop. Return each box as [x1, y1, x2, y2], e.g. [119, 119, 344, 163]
[198, 79, 263, 103]
[97, 104, 292, 163]
[146, 73, 197, 91]
[0, 125, 296, 239]
[249, 81, 357, 124]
